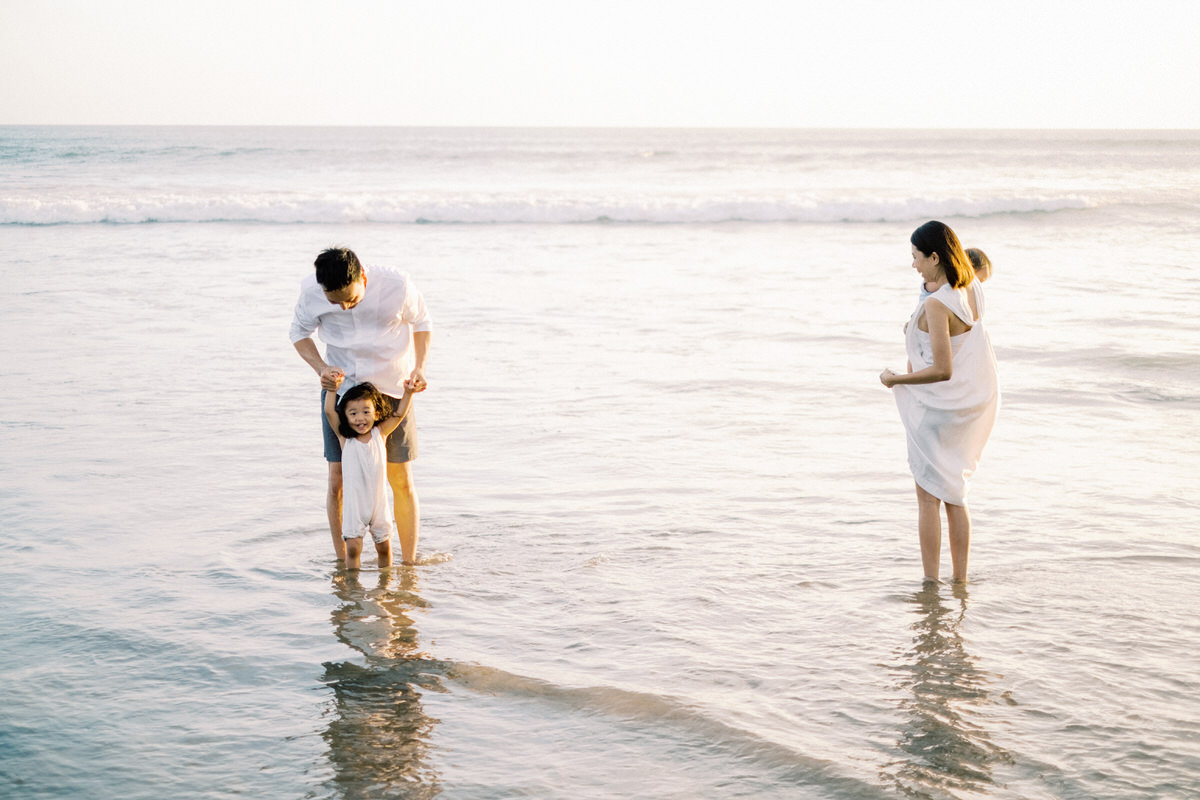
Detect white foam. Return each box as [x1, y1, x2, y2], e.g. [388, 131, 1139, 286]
[0, 190, 1097, 226]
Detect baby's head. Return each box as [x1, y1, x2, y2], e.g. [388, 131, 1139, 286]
[336, 382, 393, 439]
[966, 248, 992, 282]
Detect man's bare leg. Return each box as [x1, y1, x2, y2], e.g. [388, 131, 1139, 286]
[388, 462, 419, 565]
[327, 462, 345, 561]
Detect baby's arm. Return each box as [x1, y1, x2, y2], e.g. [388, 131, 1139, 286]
[378, 389, 414, 438]
[323, 382, 346, 446]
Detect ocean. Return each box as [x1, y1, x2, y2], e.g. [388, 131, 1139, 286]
[1, 126, 1197, 799]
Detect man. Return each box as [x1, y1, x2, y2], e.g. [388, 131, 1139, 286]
[290, 247, 432, 566]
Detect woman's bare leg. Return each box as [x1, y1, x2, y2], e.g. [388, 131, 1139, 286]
[915, 483, 943, 581]
[945, 502, 971, 582]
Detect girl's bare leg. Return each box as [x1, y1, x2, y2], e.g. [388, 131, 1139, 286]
[344, 536, 364, 570]
[945, 502, 971, 582]
[915, 483, 943, 581]
[374, 538, 393, 569]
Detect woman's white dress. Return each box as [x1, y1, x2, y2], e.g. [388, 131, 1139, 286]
[893, 282, 1000, 505]
[341, 427, 395, 542]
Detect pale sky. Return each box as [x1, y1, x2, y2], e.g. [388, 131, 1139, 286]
[2, 0, 1198, 128]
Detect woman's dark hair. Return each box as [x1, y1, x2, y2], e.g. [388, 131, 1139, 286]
[911, 221, 974, 289]
[335, 382, 393, 439]
[314, 247, 364, 292]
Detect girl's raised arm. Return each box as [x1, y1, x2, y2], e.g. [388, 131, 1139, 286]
[324, 388, 346, 446]
[378, 390, 414, 438]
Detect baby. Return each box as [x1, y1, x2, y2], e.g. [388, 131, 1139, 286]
[966, 247, 992, 282]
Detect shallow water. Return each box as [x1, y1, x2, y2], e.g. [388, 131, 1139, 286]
[2, 128, 1199, 799]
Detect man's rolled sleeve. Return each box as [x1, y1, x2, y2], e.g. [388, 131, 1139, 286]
[403, 279, 433, 333]
[289, 293, 320, 344]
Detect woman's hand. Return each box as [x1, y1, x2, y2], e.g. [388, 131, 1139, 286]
[880, 368, 899, 388]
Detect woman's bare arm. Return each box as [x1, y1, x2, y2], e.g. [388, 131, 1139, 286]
[880, 299, 954, 387]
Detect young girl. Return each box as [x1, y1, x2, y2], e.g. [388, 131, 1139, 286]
[324, 378, 414, 569]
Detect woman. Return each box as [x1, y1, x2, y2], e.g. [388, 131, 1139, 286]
[880, 221, 999, 583]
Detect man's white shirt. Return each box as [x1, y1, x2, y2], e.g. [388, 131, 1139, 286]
[289, 266, 432, 398]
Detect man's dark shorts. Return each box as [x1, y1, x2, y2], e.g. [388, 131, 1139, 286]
[322, 390, 418, 464]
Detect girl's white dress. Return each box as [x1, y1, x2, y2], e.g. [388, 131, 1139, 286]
[341, 427, 395, 542]
[893, 282, 1000, 505]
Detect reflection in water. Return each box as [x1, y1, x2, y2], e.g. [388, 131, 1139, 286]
[322, 569, 448, 799]
[886, 583, 1014, 798]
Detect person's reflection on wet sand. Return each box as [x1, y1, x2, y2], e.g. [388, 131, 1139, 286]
[885, 583, 1015, 798]
[321, 569, 447, 799]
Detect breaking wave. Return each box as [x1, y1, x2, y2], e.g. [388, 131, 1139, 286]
[0, 191, 1097, 225]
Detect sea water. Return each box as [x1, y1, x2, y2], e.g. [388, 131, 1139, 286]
[1, 126, 1197, 799]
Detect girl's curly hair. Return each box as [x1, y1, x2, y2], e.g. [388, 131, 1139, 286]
[336, 382, 393, 439]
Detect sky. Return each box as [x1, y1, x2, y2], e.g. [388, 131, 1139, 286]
[2, 0, 1198, 128]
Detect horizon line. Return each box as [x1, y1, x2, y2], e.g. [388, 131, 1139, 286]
[2, 122, 1198, 133]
